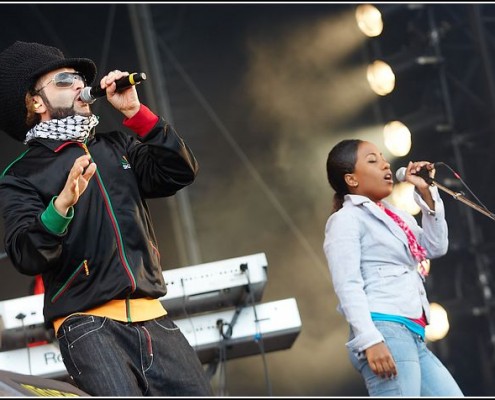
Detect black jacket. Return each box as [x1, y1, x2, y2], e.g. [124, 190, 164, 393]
[0, 117, 198, 323]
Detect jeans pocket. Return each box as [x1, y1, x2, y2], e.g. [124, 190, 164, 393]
[153, 316, 181, 333]
[57, 315, 106, 377]
[59, 314, 106, 344]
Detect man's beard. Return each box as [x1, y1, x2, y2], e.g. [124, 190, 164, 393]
[41, 94, 92, 119]
[49, 106, 90, 119]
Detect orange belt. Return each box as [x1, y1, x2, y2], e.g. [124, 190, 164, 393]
[52, 298, 167, 335]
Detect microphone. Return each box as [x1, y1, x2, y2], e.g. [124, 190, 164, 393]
[80, 72, 147, 104]
[395, 163, 438, 183]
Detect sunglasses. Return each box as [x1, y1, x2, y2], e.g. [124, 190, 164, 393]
[34, 71, 86, 94]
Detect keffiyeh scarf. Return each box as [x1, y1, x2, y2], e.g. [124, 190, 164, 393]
[25, 114, 99, 144]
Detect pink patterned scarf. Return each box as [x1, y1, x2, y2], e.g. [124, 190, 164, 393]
[377, 202, 428, 277]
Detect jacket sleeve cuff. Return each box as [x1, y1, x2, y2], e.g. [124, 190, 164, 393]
[345, 330, 385, 355]
[41, 196, 74, 234]
[414, 185, 444, 217]
[123, 104, 160, 137]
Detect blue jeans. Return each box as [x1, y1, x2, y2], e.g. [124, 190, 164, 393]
[348, 321, 464, 397]
[56, 314, 213, 396]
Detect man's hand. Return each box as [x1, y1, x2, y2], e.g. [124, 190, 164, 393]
[100, 70, 141, 119]
[54, 154, 96, 216]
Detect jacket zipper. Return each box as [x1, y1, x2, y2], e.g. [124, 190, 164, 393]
[51, 260, 89, 303]
[79, 143, 137, 290]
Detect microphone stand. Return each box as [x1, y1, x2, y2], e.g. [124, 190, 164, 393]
[423, 175, 495, 221]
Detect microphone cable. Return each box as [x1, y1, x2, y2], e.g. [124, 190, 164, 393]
[436, 162, 495, 219]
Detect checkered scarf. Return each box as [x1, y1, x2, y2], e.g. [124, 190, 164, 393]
[24, 114, 99, 144]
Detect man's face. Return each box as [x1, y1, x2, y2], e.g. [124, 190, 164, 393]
[34, 67, 92, 119]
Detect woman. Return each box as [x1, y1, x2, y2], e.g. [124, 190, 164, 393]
[323, 139, 463, 396]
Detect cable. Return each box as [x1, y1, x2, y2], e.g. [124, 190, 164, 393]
[436, 161, 495, 217]
[240, 263, 273, 396]
[156, 37, 329, 281]
[211, 262, 275, 395]
[213, 265, 255, 396]
[220, 307, 243, 340]
[180, 277, 225, 389]
[215, 318, 229, 396]
[16, 313, 33, 376]
[179, 278, 199, 351]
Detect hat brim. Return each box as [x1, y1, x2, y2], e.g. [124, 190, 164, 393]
[30, 57, 97, 89]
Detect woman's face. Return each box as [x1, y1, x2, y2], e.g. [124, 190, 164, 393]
[346, 141, 393, 202]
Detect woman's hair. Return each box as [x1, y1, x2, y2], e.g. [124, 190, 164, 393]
[326, 139, 362, 213]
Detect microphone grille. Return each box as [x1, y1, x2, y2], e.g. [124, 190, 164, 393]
[395, 167, 407, 182]
[80, 87, 96, 104]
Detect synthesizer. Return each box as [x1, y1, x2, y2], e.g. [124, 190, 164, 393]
[0, 298, 301, 378]
[0, 253, 268, 350]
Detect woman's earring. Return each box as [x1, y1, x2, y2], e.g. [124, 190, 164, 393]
[34, 103, 41, 109]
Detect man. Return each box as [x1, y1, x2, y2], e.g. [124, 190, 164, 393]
[0, 41, 213, 396]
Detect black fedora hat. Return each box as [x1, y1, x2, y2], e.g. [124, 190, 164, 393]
[0, 41, 97, 142]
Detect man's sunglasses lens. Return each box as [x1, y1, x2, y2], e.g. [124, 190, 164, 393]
[54, 72, 83, 88]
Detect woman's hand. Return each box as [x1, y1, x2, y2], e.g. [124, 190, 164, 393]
[404, 161, 435, 210]
[404, 161, 434, 189]
[365, 342, 398, 379]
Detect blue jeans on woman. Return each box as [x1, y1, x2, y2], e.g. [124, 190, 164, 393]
[348, 321, 464, 397]
[57, 314, 213, 396]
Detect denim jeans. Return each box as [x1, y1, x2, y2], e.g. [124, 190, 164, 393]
[348, 321, 464, 397]
[56, 314, 213, 396]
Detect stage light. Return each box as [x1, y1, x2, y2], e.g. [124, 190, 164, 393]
[367, 53, 442, 96]
[355, 4, 383, 37]
[355, 4, 425, 38]
[420, 259, 431, 276]
[426, 302, 450, 342]
[389, 182, 420, 216]
[383, 120, 411, 157]
[367, 60, 395, 96]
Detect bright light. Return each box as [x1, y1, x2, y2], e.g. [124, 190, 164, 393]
[383, 120, 412, 157]
[389, 182, 420, 215]
[419, 259, 431, 276]
[367, 60, 395, 95]
[426, 302, 450, 342]
[355, 4, 383, 37]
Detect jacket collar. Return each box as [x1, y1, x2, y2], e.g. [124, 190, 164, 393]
[29, 138, 88, 153]
[344, 194, 410, 249]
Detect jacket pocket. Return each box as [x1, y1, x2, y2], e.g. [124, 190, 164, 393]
[377, 265, 408, 278]
[51, 260, 90, 303]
